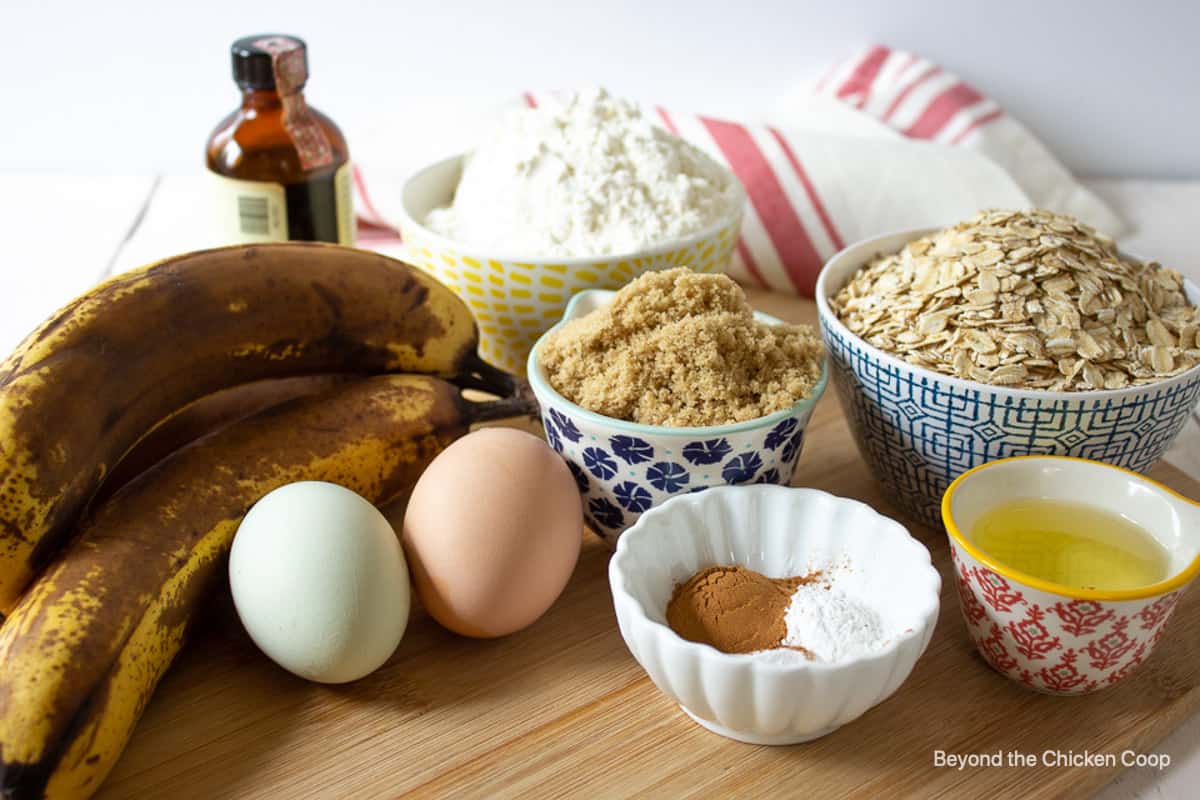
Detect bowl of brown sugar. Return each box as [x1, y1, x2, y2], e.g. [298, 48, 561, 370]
[526, 268, 828, 542]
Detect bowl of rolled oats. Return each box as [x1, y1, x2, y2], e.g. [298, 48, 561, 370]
[815, 209, 1200, 528]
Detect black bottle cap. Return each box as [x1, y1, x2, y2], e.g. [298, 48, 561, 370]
[231, 34, 308, 91]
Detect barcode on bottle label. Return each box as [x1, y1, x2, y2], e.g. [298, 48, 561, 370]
[237, 195, 270, 235]
[210, 172, 289, 244]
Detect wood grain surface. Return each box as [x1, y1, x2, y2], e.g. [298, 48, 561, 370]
[96, 294, 1200, 800]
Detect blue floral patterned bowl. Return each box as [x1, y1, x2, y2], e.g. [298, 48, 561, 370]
[527, 289, 829, 544]
[816, 228, 1200, 530]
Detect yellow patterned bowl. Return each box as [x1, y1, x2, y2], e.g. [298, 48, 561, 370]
[396, 154, 745, 374]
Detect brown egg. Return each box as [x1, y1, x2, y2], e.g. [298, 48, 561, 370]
[401, 427, 582, 637]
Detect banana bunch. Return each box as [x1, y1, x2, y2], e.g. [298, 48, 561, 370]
[0, 245, 533, 799]
[0, 241, 513, 614]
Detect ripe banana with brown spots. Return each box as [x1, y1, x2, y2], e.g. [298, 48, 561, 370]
[93, 374, 352, 505]
[0, 243, 511, 614]
[0, 374, 532, 800]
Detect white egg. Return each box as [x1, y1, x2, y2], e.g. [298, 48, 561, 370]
[229, 481, 410, 683]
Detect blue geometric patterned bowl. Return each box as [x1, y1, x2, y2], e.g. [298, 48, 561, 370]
[527, 289, 829, 544]
[815, 228, 1200, 530]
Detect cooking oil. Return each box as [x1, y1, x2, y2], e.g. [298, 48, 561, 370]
[970, 499, 1169, 591]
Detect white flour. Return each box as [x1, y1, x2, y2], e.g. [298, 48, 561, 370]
[425, 88, 740, 257]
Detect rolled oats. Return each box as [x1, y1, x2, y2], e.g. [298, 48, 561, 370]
[831, 209, 1200, 391]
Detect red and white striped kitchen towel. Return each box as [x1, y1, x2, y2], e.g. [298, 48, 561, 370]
[354, 44, 1122, 297]
[801, 45, 1123, 231]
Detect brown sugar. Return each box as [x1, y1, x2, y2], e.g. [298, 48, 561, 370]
[665, 565, 821, 654]
[538, 268, 824, 427]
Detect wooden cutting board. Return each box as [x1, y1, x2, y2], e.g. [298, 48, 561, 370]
[98, 294, 1200, 800]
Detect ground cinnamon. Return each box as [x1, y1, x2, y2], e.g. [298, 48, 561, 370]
[665, 565, 820, 654]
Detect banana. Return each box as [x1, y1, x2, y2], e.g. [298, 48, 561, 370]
[0, 243, 512, 613]
[0, 374, 533, 800]
[94, 374, 352, 505]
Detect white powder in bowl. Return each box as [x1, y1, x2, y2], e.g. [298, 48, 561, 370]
[425, 88, 741, 257]
[780, 579, 886, 663]
[753, 568, 891, 665]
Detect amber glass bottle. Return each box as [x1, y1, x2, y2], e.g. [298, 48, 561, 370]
[206, 34, 355, 245]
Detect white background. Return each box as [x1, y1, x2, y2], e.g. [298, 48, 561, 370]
[2, 0, 1197, 178]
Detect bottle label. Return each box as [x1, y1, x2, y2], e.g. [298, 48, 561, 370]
[210, 166, 356, 246]
[335, 162, 356, 246]
[211, 172, 289, 243]
[252, 36, 334, 171]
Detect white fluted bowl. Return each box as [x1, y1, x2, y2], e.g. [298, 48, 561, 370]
[609, 485, 941, 745]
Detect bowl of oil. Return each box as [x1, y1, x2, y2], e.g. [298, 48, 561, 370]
[942, 455, 1200, 694]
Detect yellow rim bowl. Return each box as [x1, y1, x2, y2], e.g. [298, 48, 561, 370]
[941, 454, 1200, 601]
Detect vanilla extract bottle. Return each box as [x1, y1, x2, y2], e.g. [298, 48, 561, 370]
[206, 34, 355, 245]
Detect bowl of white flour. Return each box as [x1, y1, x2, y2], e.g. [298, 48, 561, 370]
[396, 88, 745, 374]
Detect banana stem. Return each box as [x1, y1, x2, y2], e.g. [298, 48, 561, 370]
[464, 378, 540, 424]
[455, 353, 517, 397]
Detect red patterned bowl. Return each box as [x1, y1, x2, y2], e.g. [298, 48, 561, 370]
[942, 456, 1200, 695]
